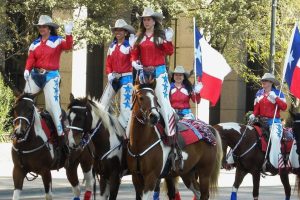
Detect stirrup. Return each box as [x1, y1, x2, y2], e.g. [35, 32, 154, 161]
[261, 160, 276, 176]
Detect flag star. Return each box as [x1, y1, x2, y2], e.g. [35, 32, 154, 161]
[195, 44, 202, 63]
[162, 75, 168, 83]
[288, 50, 294, 69]
[163, 91, 168, 98]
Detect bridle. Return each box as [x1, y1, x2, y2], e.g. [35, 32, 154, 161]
[131, 87, 159, 125]
[11, 97, 35, 143]
[67, 105, 101, 150]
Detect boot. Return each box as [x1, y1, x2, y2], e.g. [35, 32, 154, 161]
[55, 135, 66, 170]
[175, 143, 184, 171]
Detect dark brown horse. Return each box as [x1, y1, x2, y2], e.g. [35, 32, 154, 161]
[67, 94, 127, 200]
[11, 93, 68, 200]
[214, 122, 293, 200]
[290, 112, 300, 194]
[127, 82, 222, 200]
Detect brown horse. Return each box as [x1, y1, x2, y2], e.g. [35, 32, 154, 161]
[67, 94, 127, 200]
[214, 122, 293, 200]
[11, 93, 68, 200]
[127, 82, 222, 200]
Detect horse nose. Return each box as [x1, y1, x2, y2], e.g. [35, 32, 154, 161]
[149, 112, 159, 125]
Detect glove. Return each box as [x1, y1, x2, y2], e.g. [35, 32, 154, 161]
[194, 82, 203, 94]
[268, 91, 277, 101]
[165, 27, 174, 42]
[107, 73, 115, 84]
[129, 34, 136, 47]
[248, 114, 256, 122]
[64, 21, 74, 35]
[24, 69, 30, 81]
[132, 61, 143, 70]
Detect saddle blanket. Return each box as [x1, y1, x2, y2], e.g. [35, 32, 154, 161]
[254, 125, 293, 153]
[155, 119, 216, 148]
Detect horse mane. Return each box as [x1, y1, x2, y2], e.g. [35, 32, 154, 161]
[89, 97, 124, 137]
[68, 96, 124, 137]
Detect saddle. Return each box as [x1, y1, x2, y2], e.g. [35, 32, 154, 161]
[155, 118, 216, 149]
[39, 108, 67, 145]
[253, 119, 293, 153]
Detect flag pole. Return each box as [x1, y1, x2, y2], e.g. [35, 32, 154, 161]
[264, 23, 297, 164]
[269, 0, 277, 74]
[193, 17, 198, 119]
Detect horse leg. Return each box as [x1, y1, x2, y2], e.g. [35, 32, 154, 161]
[251, 171, 261, 200]
[279, 169, 291, 200]
[132, 174, 143, 200]
[108, 171, 121, 200]
[142, 173, 158, 200]
[80, 158, 95, 200]
[231, 167, 247, 200]
[153, 178, 161, 200]
[181, 173, 200, 200]
[41, 170, 53, 200]
[99, 176, 109, 200]
[66, 163, 81, 200]
[12, 166, 25, 200]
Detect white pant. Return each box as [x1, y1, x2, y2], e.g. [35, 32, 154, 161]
[155, 70, 176, 136]
[100, 81, 133, 129]
[269, 123, 283, 169]
[24, 73, 63, 136]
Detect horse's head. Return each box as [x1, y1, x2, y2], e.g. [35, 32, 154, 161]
[12, 93, 36, 143]
[67, 94, 94, 150]
[132, 81, 160, 126]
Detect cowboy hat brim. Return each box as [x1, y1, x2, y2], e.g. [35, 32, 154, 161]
[111, 25, 135, 34]
[34, 22, 59, 29]
[261, 77, 280, 86]
[137, 13, 164, 21]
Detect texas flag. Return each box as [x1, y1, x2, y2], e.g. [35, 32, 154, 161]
[282, 24, 300, 99]
[194, 25, 232, 106]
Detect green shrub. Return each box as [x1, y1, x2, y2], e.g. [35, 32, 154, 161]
[0, 74, 14, 141]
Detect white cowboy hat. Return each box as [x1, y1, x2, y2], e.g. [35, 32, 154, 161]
[171, 66, 190, 77]
[110, 19, 135, 34]
[261, 73, 279, 86]
[34, 15, 59, 29]
[137, 7, 164, 21]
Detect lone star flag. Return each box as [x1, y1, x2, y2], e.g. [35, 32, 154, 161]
[282, 24, 300, 99]
[194, 25, 232, 106]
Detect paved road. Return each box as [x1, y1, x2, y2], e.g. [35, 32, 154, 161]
[1, 143, 299, 199]
[1, 176, 299, 200]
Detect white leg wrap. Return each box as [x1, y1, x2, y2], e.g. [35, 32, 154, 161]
[12, 189, 21, 200]
[83, 169, 94, 191]
[72, 184, 81, 197]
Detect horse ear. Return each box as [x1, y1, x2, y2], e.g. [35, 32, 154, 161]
[149, 78, 156, 89]
[70, 93, 75, 102]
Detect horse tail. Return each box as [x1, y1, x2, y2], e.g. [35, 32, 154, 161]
[209, 126, 223, 195]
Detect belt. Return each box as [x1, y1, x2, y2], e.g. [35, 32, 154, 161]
[33, 68, 49, 74]
[114, 72, 132, 79]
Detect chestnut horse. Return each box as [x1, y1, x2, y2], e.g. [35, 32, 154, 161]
[67, 94, 127, 200]
[214, 122, 293, 200]
[127, 82, 222, 200]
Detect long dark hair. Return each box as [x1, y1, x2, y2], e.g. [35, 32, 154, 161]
[135, 17, 165, 47]
[171, 74, 193, 94]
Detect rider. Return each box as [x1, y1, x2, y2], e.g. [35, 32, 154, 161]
[23, 15, 73, 163]
[100, 19, 135, 130]
[249, 73, 287, 170]
[131, 7, 183, 170]
[170, 65, 202, 119]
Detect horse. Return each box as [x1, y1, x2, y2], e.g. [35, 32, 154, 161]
[11, 93, 68, 200]
[214, 122, 293, 200]
[289, 112, 300, 194]
[127, 81, 222, 200]
[67, 94, 127, 200]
